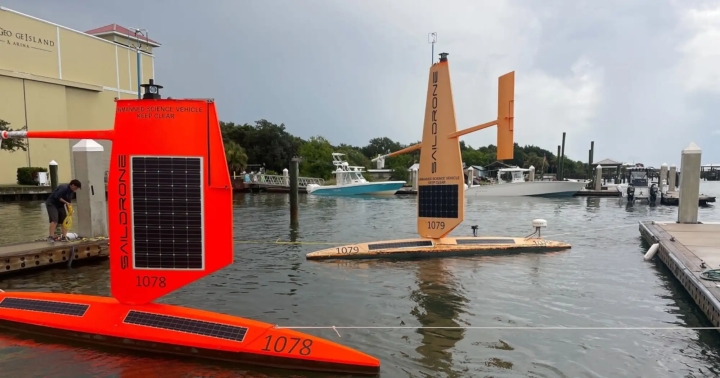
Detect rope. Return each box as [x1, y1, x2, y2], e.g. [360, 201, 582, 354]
[232, 223, 644, 246]
[63, 203, 73, 230]
[700, 269, 720, 281]
[272, 325, 720, 338]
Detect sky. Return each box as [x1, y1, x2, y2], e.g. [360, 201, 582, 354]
[3, 0, 720, 166]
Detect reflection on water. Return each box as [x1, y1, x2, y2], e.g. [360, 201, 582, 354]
[411, 260, 468, 377]
[0, 182, 719, 377]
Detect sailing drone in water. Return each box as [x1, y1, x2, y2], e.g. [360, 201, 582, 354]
[0, 81, 380, 375]
[306, 52, 572, 261]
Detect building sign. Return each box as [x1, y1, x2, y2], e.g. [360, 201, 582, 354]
[0, 25, 55, 53]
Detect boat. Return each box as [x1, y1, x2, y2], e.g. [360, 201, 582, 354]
[0, 81, 380, 375]
[306, 153, 405, 196]
[465, 167, 588, 197]
[307, 52, 571, 261]
[622, 166, 660, 204]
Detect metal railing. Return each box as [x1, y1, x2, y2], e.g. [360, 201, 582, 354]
[245, 174, 325, 187]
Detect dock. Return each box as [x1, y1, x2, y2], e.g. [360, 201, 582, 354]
[661, 191, 716, 206]
[230, 174, 322, 193]
[0, 237, 109, 276]
[639, 221, 720, 331]
[0, 185, 52, 202]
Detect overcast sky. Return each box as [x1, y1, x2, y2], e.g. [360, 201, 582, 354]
[4, 0, 719, 165]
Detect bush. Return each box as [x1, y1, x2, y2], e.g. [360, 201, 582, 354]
[17, 167, 48, 185]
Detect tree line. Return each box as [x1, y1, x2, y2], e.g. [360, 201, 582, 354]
[220, 119, 591, 181]
[1, 117, 590, 181]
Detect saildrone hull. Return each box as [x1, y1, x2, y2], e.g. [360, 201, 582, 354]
[0, 292, 380, 375]
[306, 236, 571, 260]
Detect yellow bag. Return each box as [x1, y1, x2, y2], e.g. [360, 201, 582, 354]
[63, 203, 73, 229]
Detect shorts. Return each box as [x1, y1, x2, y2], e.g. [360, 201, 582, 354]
[46, 203, 67, 224]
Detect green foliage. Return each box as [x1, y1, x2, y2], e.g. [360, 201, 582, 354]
[17, 167, 48, 185]
[298, 136, 334, 179]
[220, 119, 589, 180]
[0, 119, 28, 153]
[224, 140, 248, 174]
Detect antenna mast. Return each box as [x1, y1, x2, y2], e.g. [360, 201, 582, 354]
[428, 32, 437, 65]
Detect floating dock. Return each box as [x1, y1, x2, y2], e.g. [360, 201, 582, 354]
[0, 238, 109, 276]
[0, 185, 52, 202]
[661, 191, 716, 206]
[639, 221, 720, 331]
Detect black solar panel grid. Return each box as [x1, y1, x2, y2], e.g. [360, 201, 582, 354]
[124, 311, 248, 342]
[0, 297, 89, 317]
[367, 240, 434, 251]
[456, 238, 517, 245]
[418, 184, 459, 219]
[131, 156, 204, 270]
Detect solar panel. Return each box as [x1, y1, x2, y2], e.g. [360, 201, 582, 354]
[418, 184, 459, 219]
[131, 156, 204, 270]
[367, 240, 434, 251]
[456, 238, 516, 245]
[123, 310, 248, 342]
[0, 297, 89, 316]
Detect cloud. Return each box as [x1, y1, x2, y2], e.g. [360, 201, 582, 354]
[2, 0, 719, 165]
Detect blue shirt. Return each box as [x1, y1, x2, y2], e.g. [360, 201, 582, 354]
[45, 183, 73, 207]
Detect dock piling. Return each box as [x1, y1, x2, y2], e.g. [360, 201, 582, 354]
[560, 132, 566, 180]
[678, 142, 702, 224]
[72, 139, 108, 237]
[594, 165, 602, 191]
[669, 164, 677, 191]
[289, 157, 300, 225]
[49, 160, 58, 191]
[660, 163, 668, 189]
[528, 165, 535, 181]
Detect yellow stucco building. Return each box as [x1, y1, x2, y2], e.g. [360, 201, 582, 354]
[0, 7, 159, 185]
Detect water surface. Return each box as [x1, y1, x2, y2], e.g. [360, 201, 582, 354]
[1, 182, 719, 377]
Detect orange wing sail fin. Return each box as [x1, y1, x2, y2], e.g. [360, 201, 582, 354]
[2, 97, 233, 305]
[108, 99, 233, 304]
[495, 71, 515, 160]
[416, 53, 464, 239]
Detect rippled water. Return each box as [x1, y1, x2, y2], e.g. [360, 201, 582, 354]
[1, 183, 720, 377]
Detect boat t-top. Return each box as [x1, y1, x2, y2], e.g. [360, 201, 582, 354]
[306, 153, 406, 196]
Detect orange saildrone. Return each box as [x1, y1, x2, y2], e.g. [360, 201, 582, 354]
[0, 81, 380, 375]
[306, 53, 572, 260]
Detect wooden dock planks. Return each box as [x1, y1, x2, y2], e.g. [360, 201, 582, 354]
[0, 238, 109, 276]
[639, 221, 720, 331]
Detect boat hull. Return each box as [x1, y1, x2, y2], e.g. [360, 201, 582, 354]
[307, 181, 405, 196]
[0, 292, 380, 375]
[306, 236, 571, 260]
[465, 181, 587, 197]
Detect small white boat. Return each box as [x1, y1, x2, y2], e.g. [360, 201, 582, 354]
[306, 153, 406, 196]
[465, 167, 588, 198]
[622, 166, 661, 204]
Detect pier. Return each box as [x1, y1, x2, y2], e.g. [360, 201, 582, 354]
[639, 221, 720, 331]
[0, 237, 109, 276]
[231, 174, 324, 193]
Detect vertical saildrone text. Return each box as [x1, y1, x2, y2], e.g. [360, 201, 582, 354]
[117, 154, 130, 269]
[431, 70, 438, 174]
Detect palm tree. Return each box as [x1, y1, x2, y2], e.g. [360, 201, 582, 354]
[224, 140, 248, 176]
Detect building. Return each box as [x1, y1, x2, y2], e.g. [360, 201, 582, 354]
[0, 7, 159, 185]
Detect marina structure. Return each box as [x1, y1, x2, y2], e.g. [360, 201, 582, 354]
[0, 7, 156, 185]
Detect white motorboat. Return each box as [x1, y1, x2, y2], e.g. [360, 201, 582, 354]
[465, 167, 588, 198]
[306, 153, 406, 196]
